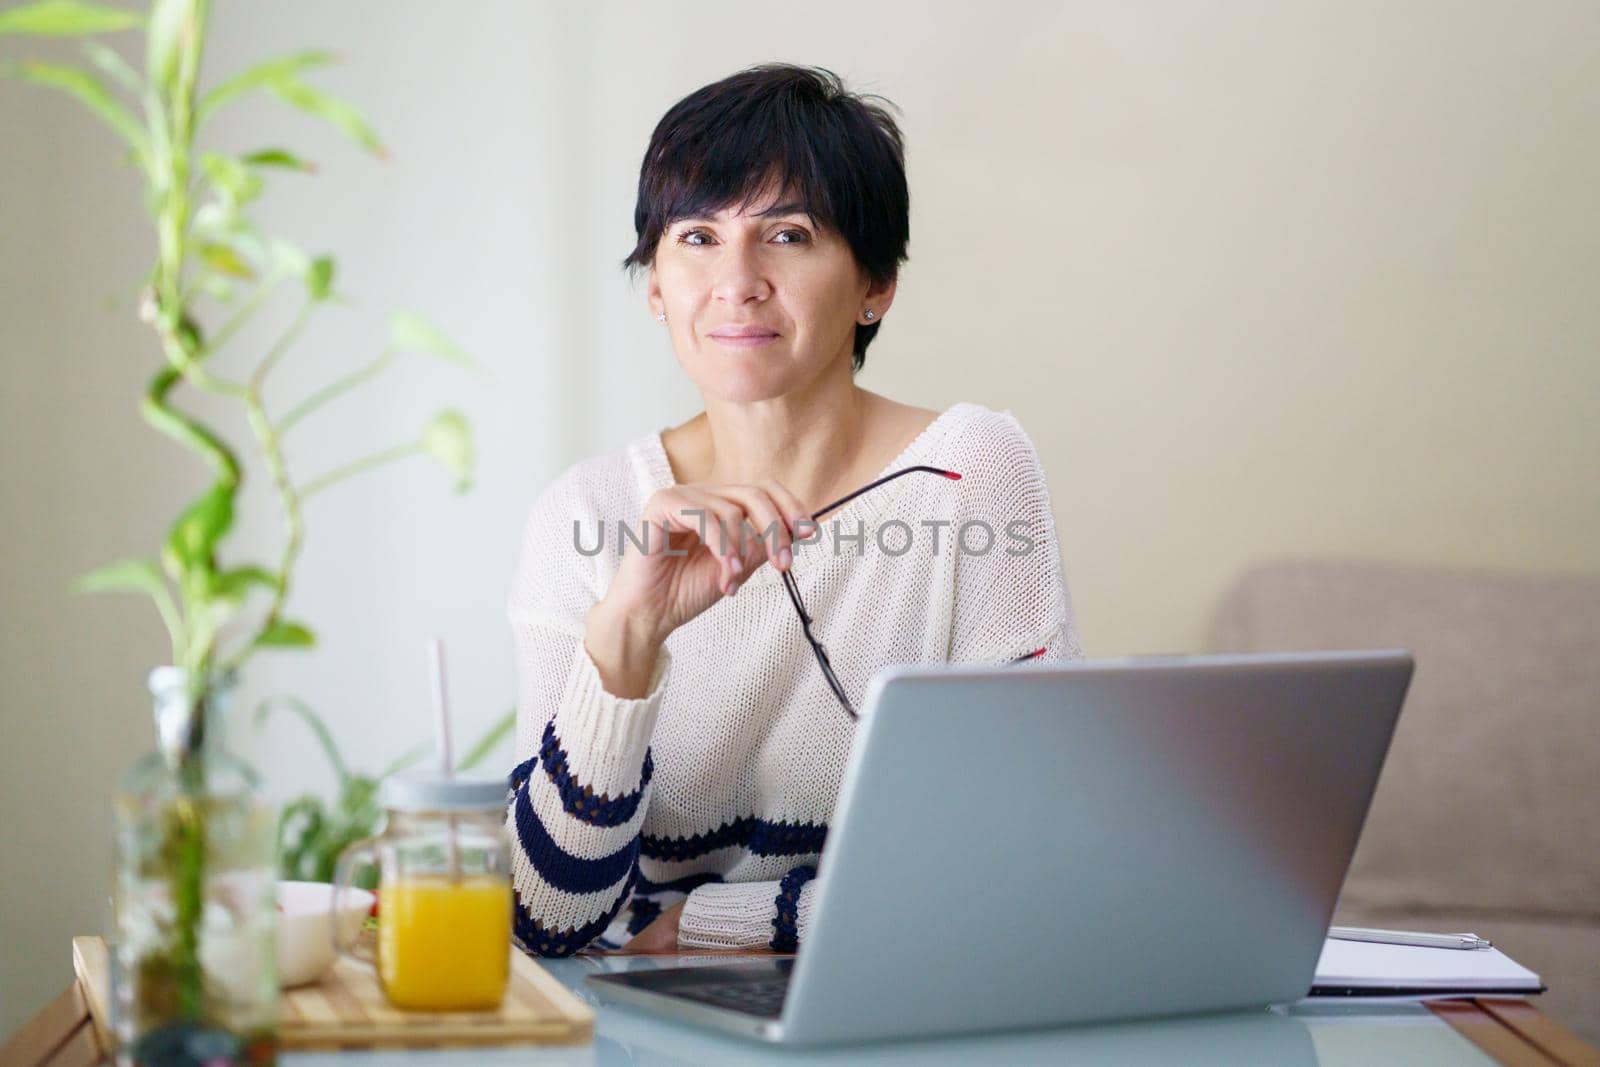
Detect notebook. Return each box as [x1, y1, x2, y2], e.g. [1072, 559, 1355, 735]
[1311, 936, 1543, 996]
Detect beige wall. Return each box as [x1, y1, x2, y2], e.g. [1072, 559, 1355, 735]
[3, 0, 1596, 1035]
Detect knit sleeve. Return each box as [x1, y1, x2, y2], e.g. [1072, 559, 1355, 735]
[947, 410, 1085, 663]
[504, 467, 670, 957]
[677, 869, 820, 952]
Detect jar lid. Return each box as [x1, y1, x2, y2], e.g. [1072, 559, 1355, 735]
[380, 774, 505, 812]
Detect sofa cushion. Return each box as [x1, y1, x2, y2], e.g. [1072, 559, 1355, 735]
[1207, 558, 1600, 918]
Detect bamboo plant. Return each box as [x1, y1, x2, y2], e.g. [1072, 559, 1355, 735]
[2, 0, 478, 1044]
[2, 0, 474, 676]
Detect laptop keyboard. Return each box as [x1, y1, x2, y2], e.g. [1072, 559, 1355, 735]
[676, 975, 791, 1018]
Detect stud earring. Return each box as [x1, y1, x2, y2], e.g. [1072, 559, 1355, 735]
[656, 313, 667, 323]
[863, 309, 876, 321]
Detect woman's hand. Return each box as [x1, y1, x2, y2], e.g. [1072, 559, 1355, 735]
[600, 480, 813, 646]
[613, 900, 686, 954]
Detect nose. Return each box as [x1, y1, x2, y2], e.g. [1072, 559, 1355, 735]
[711, 239, 772, 306]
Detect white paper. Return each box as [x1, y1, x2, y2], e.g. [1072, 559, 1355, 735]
[1313, 936, 1541, 992]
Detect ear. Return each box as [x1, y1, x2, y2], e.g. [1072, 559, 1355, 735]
[859, 273, 898, 325]
[647, 265, 664, 318]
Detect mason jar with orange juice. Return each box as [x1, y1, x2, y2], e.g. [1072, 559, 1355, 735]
[334, 776, 512, 1010]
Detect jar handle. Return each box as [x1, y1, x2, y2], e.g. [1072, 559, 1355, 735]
[332, 836, 380, 967]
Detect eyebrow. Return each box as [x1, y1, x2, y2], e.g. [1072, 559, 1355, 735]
[677, 201, 814, 224]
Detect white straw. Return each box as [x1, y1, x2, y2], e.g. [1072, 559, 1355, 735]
[429, 637, 454, 777]
[427, 637, 462, 881]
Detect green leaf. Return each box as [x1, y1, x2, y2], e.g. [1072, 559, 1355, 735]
[457, 709, 516, 772]
[340, 775, 380, 821]
[210, 564, 277, 602]
[420, 410, 474, 493]
[306, 255, 334, 301]
[140, 79, 169, 172]
[192, 207, 270, 273]
[164, 481, 234, 572]
[1, 61, 147, 159]
[143, 0, 188, 92]
[80, 40, 139, 94]
[0, 0, 142, 36]
[198, 241, 254, 279]
[200, 151, 264, 207]
[254, 695, 349, 783]
[195, 49, 335, 124]
[388, 312, 472, 366]
[73, 556, 166, 596]
[197, 591, 241, 632]
[256, 619, 316, 648]
[275, 795, 326, 880]
[242, 147, 314, 172]
[265, 76, 385, 157]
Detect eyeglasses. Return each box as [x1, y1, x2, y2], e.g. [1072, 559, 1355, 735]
[777, 464, 1045, 719]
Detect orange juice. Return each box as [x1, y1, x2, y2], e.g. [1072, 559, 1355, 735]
[378, 873, 512, 1010]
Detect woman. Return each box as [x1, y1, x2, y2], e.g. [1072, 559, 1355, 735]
[506, 64, 1084, 957]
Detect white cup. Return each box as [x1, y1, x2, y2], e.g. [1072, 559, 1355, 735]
[277, 879, 375, 988]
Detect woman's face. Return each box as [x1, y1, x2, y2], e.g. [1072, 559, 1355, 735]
[648, 185, 894, 403]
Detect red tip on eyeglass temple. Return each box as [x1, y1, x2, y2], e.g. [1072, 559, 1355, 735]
[942, 471, 962, 480]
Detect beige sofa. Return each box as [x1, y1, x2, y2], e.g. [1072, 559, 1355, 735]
[1207, 558, 1600, 1041]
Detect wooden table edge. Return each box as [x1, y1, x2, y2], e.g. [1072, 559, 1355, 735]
[1427, 998, 1600, 1066]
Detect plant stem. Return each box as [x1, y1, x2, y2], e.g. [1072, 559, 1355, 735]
[222, 389, 304, 676]
[163, 333, 248, 397]
[169, 777, 207, 1020]
[141, 367, 239, 488]
[216, 297, 316, 675]
[299, 441, 422, 500]
[151, 582, 186, 666]
[147, 0, 219, 1026]
[205, 272, 287, 357]
[250, 298, 313, 389]
[277, 348, 395, 432]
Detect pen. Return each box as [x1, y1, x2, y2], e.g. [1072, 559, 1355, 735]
[1329, 925, 1492, 951]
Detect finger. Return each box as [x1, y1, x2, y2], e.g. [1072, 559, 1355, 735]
[714, 485, 794, 571]
[660, 488, 753, 598]
[652, 489, 745, 580]
[758, 478, 817, 548]
[673, 488, 749, 564]
[672, 489, 754, 594]
[644, 492, 706, 544]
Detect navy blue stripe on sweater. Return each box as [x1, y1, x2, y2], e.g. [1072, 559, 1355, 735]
[538, 720, 653, 827]
[769, 864, 818, 953]
[514, 866, 638, 958]
[513, 782, 640, 894]
[508, 754, 539, 793]
[641, 817, 828, 863]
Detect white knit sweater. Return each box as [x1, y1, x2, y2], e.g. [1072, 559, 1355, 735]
[504, 400, 1084, 955]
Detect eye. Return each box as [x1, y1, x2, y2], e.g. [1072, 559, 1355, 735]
[672, 227, 811, 247]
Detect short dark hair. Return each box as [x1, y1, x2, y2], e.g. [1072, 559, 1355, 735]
[622, 64, 909, 372]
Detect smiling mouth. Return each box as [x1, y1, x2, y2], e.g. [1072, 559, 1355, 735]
[709, 332, 780, 347]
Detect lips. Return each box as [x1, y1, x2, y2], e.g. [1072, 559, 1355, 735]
[709, 327, 779, 339]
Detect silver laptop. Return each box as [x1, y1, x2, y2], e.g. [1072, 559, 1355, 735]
[586, 650, 1414, 1045]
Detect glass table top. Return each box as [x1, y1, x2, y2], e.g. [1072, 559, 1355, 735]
[283, 952, 1503, 1066]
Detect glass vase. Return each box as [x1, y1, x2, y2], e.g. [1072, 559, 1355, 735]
[112, 666, 278, 1066]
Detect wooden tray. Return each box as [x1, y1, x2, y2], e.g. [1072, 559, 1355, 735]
[73, 936, 593, 1051]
